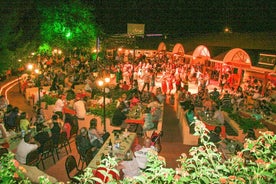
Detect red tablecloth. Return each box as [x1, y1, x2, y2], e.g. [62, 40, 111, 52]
[62, 106, 76, 115]
[125, 119, 144, 125]
[203, 122, 226, 138]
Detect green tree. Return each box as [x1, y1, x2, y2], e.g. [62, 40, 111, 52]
[38, 0, 98, 56]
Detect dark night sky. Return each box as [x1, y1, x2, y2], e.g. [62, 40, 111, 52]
[90, 0, 276, 35]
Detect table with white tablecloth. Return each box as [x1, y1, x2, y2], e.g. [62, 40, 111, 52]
[88, 132, 137, 169]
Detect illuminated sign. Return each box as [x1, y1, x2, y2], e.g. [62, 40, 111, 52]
[258, 53, 276, 67]
[258, 54, 276, 71]
[127, 23, 145, 36]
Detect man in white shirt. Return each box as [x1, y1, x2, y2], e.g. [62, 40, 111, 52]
[16, 133, 40, 164]
[120, 137, 156, 178]
[54, 95, 66, 118]
[73, 97, 86, 120]
[141, 70, 151, 92]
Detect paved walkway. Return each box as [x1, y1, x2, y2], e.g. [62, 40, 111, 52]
[159, 101, 192, 168]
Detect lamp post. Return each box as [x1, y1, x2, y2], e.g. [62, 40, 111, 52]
[98, 77, 110, 132]
[34, 69, 41, 108]
[18, 59, 22, 93]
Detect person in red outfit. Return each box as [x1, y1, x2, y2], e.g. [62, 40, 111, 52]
[121, 81, 130, 91]
[161, 77, 167, 95]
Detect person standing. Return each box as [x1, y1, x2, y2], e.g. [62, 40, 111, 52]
[115, 67, 123, 87]
[132, 68, 139, 89]
[220, 76, 227, 92]
[150, 70, 156, 92]
[160, 72, 168, 95]
[141, 70, 151, 92]
[167, 73, 174, 95]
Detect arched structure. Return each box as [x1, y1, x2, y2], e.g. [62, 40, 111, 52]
[192, 45, 211, 59]
[172, 43, 185, 56]
[223, 48, 252, 68]
[213, 48, 252, 88]
[157, 42, 166, 52]
[191, 45, 211, 66]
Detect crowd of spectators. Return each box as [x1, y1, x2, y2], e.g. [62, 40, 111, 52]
[0, 51, 275, 182]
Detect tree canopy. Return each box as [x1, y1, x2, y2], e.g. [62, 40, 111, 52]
[0, 0, 99, 74]
[38, 0, 98, 55]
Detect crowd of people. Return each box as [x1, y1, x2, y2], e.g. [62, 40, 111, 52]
[0, 51, 275, 182]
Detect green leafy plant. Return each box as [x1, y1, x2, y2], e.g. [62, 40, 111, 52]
[132, 150, 176, 184]
[88, 87, 132, 119]
[1, 119, 275, 184]
[174, 120, 229, 183]
[40, 94, 58, 105]
[88, 101, 117, 119]
[75, 155, 120, 184]
[0, 152, 31, 183]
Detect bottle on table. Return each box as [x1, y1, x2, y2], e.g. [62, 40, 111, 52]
[114, 134, 120, 149]
[126, 150, 131, 160]
[108, 139, 112, 149]
[108, 139, 113, 156]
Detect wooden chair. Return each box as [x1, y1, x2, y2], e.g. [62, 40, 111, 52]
[26, 150, 40, 168]
[65, 155, 83, 183]
[40, 140, 56, 170]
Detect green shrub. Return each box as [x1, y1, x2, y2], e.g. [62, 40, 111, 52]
[88, 101, 117, 118]
[41, 94, 58, 105]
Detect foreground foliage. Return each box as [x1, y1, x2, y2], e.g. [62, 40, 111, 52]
[1, 119, 275, 183]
